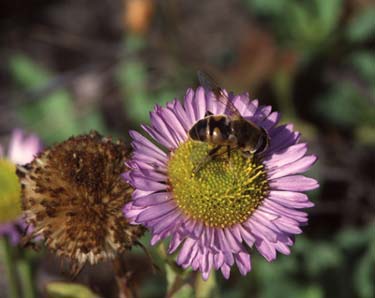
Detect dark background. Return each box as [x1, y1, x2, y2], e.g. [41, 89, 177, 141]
[0, 0, 374, 297]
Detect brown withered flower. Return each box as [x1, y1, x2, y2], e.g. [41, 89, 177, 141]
[16, 131, 145, 275]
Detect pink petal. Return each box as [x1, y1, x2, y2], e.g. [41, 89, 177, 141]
[268, 155, 318, 179]
[270, 175, 319, 191]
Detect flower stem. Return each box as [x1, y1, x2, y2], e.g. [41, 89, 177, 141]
[18, 256, 36, 298]
[158, 243, 194, 298]
[112, 255, 133, 298]
[195, 270, 219, 298]
[0, 237, 20, 298]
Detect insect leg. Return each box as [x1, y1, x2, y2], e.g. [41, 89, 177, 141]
[227, 145, 231, 159]
[240, 151, 253, 159]
[192, 145, 222, 175]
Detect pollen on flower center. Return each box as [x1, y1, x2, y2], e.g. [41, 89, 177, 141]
[0, 159, 21, 223]
[167, 140, 269, 228]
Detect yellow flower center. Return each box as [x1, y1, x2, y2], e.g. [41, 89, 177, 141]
[167, 140, 269, 228]
[0, 159, 22, 224]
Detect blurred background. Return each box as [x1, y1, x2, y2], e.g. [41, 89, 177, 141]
[0, 0, 374, 297]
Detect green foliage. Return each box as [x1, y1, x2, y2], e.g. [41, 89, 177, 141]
[244, 0, 342, 56]
[354, 247, 374, 298]
[46, 282, 100, 298]
[237, 226, 374, 298]
[117, 59, 153, 123]
[9, 55, 106, 144]
[316, 84, 368, 127]
[117, 35, 181, 125]
[349, 51, 375, 86]
[315, 48, 375, 137]
[245, 0, 290, 16]
[346, 8, 375, 42]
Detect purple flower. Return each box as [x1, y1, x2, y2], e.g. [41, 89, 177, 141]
[0, 129, 41, 245]
[123, 87, 319, 280]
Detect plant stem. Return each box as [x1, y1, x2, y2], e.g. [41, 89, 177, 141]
[112, 255, 133, 298]
[195, 270, 219, 298]
[0, 237, 20, 298]
[18, 256, 36, 298]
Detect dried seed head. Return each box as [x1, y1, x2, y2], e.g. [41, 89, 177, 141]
[17, 131, 144, 266]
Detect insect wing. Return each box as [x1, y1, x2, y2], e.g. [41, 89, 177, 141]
[197, 70, 241, 117]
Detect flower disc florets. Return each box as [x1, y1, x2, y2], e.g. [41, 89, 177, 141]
[17, 131, 144, 266]
[168, 140, 269, 228]
[124, 87, 319, 280]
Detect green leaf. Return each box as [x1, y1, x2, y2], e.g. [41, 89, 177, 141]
[356, 125, 375, 145]
[346, 8, 375, 42]
[79, 111, 107, 136]
[336, 227, 372, 250]
[315, 0, 342, 36]
[349, 51, 375, 82]
[17, 91, 80, 143]
[9, 54, 49, 87]
[297, 285, 324, 298]
[117, 60, 150, 123]
[45, 282, 99, 298]
[243, 0, 288, 15]
[353, 249, 375, 298]
[289, 3, 313, 41]
[9, 54, 83, 143]
[305, 243, 342, 276]
[315, 84, 370, 127]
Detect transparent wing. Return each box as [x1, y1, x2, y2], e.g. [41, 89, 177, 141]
[197, 70, 241, 118]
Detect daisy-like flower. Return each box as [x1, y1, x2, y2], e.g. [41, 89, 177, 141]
[17, 131, 145, 274]
[124, 87, 319, 280]
[0, 129, 41, 245]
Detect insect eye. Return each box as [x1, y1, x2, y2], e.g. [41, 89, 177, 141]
[255, 129, 269, 154]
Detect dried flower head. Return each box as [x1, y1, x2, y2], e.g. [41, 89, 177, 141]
[17, 131, 144, 271]
[0, 129, 41, 245]
[124, 87, 319, 280]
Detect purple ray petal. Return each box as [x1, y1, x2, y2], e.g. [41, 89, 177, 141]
[123, 202, 144, 223]
[255, 238, 277, 262]
[150, 110, 180, 148]
[184, 88, 197, 125]
[168, 99, 191, 131]
[244, 220, 277, 243]
[235, 251, 251, 276]
[141, 124, 175, 150]
[168, 231, 185, 253]
[177, 238, 197, 265]
[268, 155, 318, 179]
[268, 191, 314, 208]
[194, 87, 206, 120]
[152, 210, 183, 234]
[158, 106, 187, 142]
[127, 172, 167, 191]
[136, 201, 177, 222]
[270, 175, 319, 191]
[133, 191, 172, 207]
[264, 143, 307, 166]
[220, 263, 231, 279]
